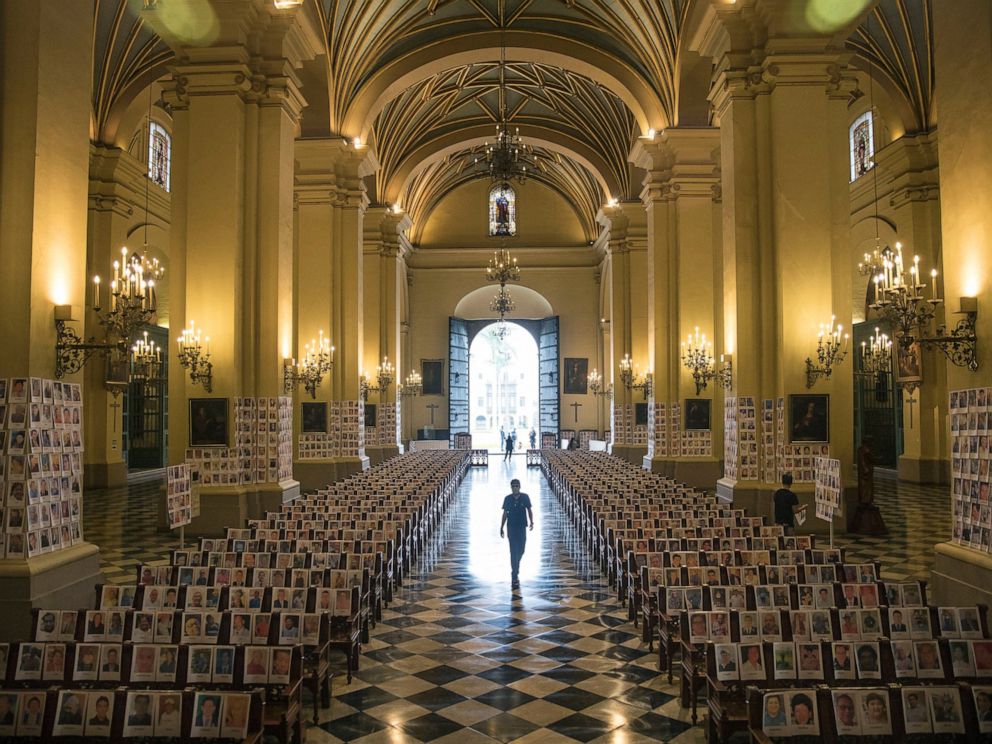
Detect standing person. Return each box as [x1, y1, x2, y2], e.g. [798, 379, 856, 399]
[773, 473, 803, 535]
[499, 479, 534, 587]
[504, 430, 514, 461]
[529, 428, 536, 449]
[500, 426, 506, 451]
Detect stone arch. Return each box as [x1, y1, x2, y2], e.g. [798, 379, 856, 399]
[345, 31, 666, 141]
[454, 285, 554, 320]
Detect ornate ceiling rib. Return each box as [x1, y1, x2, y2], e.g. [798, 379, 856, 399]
[847, 0, 934, 133]
[401, 145, 603, 245]
[370, 61, 637, 203]
[92, 0, 174, 145]
[313, 0, 686, 136]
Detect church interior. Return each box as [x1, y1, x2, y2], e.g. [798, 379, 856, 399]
[1, 0, 991, 740]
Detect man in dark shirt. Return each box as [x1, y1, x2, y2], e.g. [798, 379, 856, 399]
[773, 473, 802, 534]
[500, 478, 534, 588]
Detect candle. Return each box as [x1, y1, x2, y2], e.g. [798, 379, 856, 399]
[930, 269, 938, 300]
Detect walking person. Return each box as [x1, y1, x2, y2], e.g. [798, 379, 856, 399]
[500, 479, 534, 587]
[529, 428, 536, 449]
[504, 430, 515, 461]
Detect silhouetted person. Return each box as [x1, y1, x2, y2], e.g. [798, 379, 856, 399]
[499, 478, 533, 588]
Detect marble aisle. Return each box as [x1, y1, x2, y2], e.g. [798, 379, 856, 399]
[311, 458, 703, 743]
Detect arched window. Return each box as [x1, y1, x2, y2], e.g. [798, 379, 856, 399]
[849, 111, 874, 182]
[489, 183, 516, 237]
[148, 121, 171, 192]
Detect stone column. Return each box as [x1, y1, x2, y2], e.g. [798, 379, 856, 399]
[931, 0, 992, 605]
[597, 203, 648, 464]
[362, 207, 411, 464]
[147, 0, 321, 533]
[698, 6, 858, 532]
[633, 130, 723, 486]
[293, 139, 377, 488]
[0, 0, 102, 639]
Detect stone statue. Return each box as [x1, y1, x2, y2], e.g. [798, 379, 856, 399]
[857, 437, 876, 506]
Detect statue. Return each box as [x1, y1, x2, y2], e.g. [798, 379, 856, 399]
[849, 436, 887, 535]
[857, 437, 876, 506]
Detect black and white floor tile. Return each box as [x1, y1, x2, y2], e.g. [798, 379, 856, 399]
[82, 461, 952, 741]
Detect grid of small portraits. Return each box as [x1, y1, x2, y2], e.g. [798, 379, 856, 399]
[613, 403, 648, 446]
[724, 397, 739, 480]
[297, 400, 367, 460]
[367, 402, 398, 446]
[0, 377, 84, 559]
[778, 442, 831, 485]
[724, 396, 758, 481]
[166, 464, 192, 529]
[950, 386, 992, 552]
[761, 399, 777, 484]
[650, 402, 668, 457]
[186, 396, 293, 485]
[814, 456, 842, 521]
[669, 401, 681, 454]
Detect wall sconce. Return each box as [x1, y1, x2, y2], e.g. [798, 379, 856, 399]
[177, 320, 213, 392]
[359, 356, 395, 401]
[869, 242, 978, 371]
[55, 246, 163, 379]
[618, 353, 653, 399]
[399, 369, 422, 398]
[588, 368, 613, 399]
[680, 327, 733, 394]
[284, 330, 334, 399]
[805, 316, 849, 388]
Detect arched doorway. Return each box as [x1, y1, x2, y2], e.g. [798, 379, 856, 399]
[468, 323, 540, 452]
[447, 287, 559, 449]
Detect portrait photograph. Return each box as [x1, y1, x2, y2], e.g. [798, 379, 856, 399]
[790, 394, 829, 443]
[189, 398, 229, 447]
[364, 403, 377, 429]
[684, 399, 712, 430]
[421, 359, 444, 396]
[300, 402, 327, 434]
[563, 357, 588, 395]
[897, 341, 923, 385]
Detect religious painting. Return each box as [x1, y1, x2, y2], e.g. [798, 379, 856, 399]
[790, 394, 830, 443]
[421, 360, 444, 396]
[300, 402, 327, 434]
[563, 358, 588, 395]
[364, 404, 377, 429]
[635, 402, 649, 427]
[684, 399, 711, 431]
[896, 342, 923, 386]
[188, 398, 229, 447]
[488, 183, 516, 237]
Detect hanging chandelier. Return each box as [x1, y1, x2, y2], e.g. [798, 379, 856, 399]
[486, 247, 520, 284]
[490, 286, 515, 316]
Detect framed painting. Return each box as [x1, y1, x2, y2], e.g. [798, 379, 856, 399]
[300, 402, 327, 434]
[563, 358, 589, 395]
[364, 404, 377, 429]
[789, 394, 829, 443]
[896, 342, 922, 386]
[189, 398, 229, 447]
[421, 360, 444, 396]
[635, 402, 649, 427]
[684, 399, 712, 430]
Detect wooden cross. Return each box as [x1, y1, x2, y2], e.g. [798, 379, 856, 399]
[109, 398, 123, 433]
[906, 394, 917, 429]
[570, 401, 582, 423]
[426, 403, 439, 425]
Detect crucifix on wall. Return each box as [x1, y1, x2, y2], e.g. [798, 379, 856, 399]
[109, 398, 122, 432]
[570, 401, 582, 423]
[426, 403, 439, 425]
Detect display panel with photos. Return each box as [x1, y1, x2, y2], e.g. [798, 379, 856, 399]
[166, 463, 192, 529]
[814, 456, 842, 521]
[949, 386, 992, 553]
[0, 378, 85, 559]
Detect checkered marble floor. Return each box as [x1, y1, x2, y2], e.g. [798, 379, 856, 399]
[312, 459, 704, 743]
[833, 471, 949, 582]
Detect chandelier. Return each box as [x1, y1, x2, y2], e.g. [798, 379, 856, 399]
[490, 286, 515, 317]
[360, 356, 395, 401]
[805, 316, 850, 388]
[618, 354, 653, 399]
[131, 330, 163, 382]
[177, 320, 214, 392]
[283, 331, 334, 399]
[859, 326, 892, 379]
[399, 369, 422, 398]
[487, 247, 520, 284]
[479, 123, 540, 185]
[868, 241, 978, 370]
[588, 368, 613, 399]
[56, 246, 164, 380]
[680, 327, 733, 395]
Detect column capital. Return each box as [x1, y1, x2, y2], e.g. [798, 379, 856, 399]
[295, 138, 377, 210]
[631, 129, 721, 203]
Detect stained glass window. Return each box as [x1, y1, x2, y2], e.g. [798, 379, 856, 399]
[850, 111, 874, 181]
[489, 183, 516, 237]
[148, 121, 171, 192]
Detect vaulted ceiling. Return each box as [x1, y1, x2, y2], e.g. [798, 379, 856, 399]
[90, 0, 938, 243]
